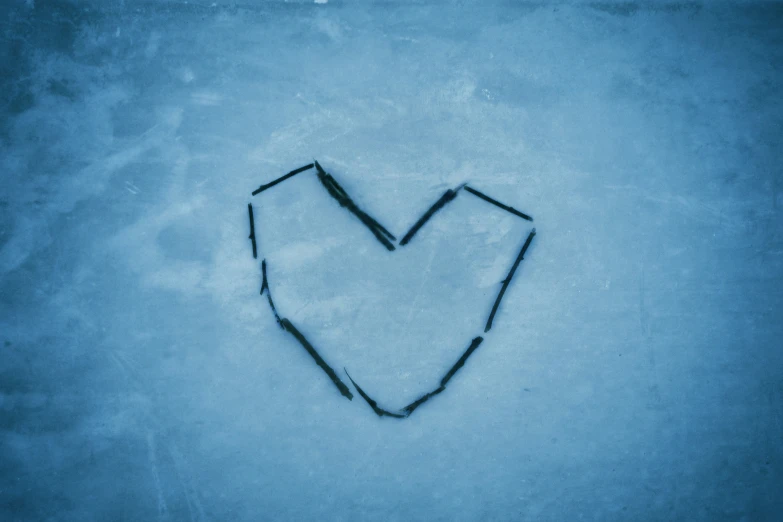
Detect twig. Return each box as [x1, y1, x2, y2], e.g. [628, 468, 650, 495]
[281, 319, 354, 401]
[251, 163, 314, 196]
[401, 386, 445, 416]
[485, 229, 536, 332]
[260, 260, 283, 328]
[399, 188, 460, 246]
[325, 174, 396, 241]
[464, 185, 533, 221]
[440, 336, 484, 387]
[402, 336, 484, 414]
[314, 160, 397, 251]
[344, 369, 406, 418]
[247, 203, 257, 259]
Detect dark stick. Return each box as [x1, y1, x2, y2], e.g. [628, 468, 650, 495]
[344, 370, 406, 418]
[280, 318, 353, 400]
[247, 203, 257, 259]
[464, 185, 533, 221]
[313, 163, 347, 197]
[323, 174, 397, 242]
[316, 162, 397, 242]
[314, 161, 396, 251]
[401, 386, 445, 416]
[260, 259, 269, 294]
[402, 336, 484, 415]
[484, 229, 536, 332]
[260, 260, 283, 328]
[325, 174, 396, 241]
[315, 161, 396, 241]
[399, 188, 460, 246]
[440, 336, 485, 387]
[251, 163, 314, 196]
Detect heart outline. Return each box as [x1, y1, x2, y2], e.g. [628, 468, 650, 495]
[249, 161, 536, 418]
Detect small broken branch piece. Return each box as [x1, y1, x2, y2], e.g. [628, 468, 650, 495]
[281, 318, 354, 401]
[463, 185, 533, 221]
[314, 160, 397, 251]
[248, 203, 258, 259]
[344, 370, 406, 418]
[399, 187, 461, 246]
[485, 229, 536, 332]
[260, 259, 283, 328]
[252, 163, 314, 196]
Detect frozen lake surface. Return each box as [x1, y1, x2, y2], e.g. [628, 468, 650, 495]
[1, 1, 782, 520]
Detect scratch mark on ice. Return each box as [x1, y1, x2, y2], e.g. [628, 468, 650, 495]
[147, 430, 168, 520]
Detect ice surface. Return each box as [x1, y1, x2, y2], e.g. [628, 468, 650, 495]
[1, 1, 782, 520]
